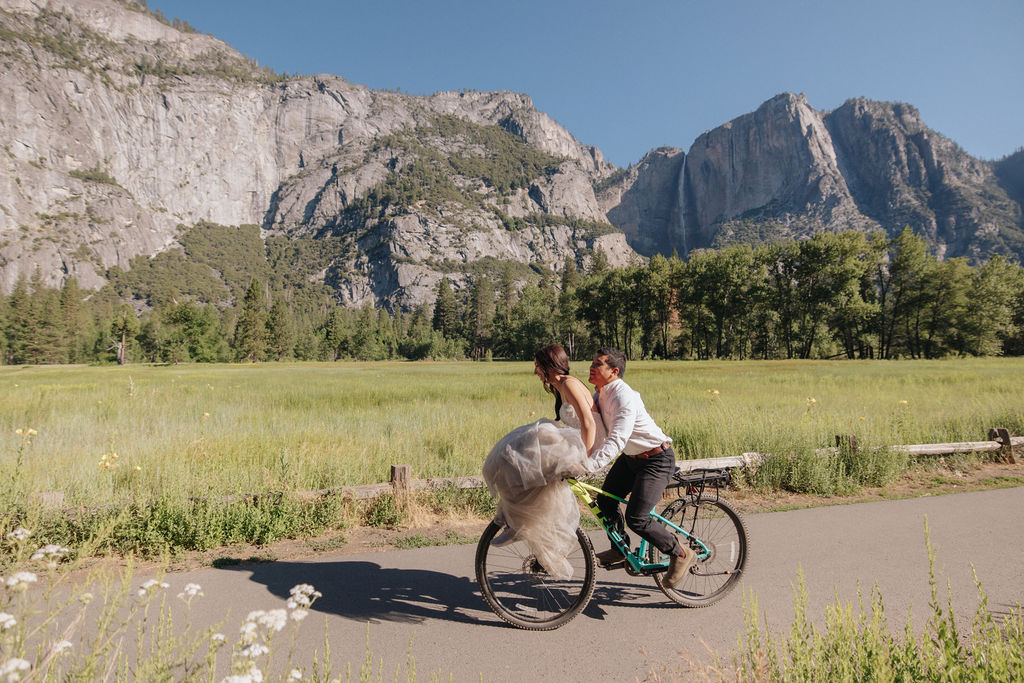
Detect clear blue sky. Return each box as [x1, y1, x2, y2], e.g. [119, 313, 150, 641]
[149, 0, 1022, 168]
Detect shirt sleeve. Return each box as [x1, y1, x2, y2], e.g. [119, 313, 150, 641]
[587, 384, 635, 471]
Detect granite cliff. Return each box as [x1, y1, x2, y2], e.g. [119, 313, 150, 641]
[0, 0, 630, 309]
[599, 93, 1023, 260]
[1, 0, 1021, 311]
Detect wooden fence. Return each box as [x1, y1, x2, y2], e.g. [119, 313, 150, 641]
[338, 427, 1020, 502]
[30, 429, 1020, 511]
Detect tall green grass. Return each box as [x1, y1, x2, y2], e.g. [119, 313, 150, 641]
[3, 359, 1022, 506]
[729, 522, 1024, 682]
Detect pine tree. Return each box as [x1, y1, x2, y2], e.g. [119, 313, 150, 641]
[4, 275, 31, 364]
[266, 296, 296, 361]
[557, 257, 582, 358]
[588, 247, 610, 276]
[466, 275, 495, 359]
[29, 288, 64, 364]
[60, 277, 84, 363]
[0, 293, 7, 365]
[431, 276, 458, 338]
[233, 279, 268, 362]
[109, 304, 140, 365]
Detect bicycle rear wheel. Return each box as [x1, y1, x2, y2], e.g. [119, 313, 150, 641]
[475, 521, 596, 630]
[653, 498, 748, 607]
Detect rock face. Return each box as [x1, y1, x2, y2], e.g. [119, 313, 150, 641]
[608, 93, 1022, 260]
[1, 0, 1020, 308]
[0, 0, 631, 306]
[596, 147, 685, 257]
[684, 93, 874, 249]
[825, 98, 1022, 260]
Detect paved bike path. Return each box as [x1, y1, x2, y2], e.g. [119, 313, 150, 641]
[168, 487, 1024, 681]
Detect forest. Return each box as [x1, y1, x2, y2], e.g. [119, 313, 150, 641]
[2, 226, 1023, 365]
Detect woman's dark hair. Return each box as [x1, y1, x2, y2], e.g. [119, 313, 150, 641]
[535, 343, 570, 418]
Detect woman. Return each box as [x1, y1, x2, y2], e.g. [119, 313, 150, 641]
[481, 344, 606, 579]
[534, 343, 606, 460]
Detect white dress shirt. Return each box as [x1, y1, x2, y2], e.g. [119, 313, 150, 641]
[587, 378, 671, 471]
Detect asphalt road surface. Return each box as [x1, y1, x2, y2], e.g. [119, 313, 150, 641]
[159, 487, 1023, 681]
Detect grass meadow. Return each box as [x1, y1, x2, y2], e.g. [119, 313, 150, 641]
[3, 358, 1024, 506]
[2, 360, 1023, 680]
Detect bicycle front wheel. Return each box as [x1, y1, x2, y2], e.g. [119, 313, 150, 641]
[653, 498, 748, 607]
[475, 521, 596, 630]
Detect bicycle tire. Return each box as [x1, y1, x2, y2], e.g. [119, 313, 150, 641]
[475, 521, 596, 630]
[653, 498, 748, 607]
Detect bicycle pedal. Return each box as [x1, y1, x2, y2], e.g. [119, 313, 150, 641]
[598, 558, 626, 570]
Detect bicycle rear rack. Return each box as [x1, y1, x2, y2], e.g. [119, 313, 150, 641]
[666, 467, 732, 502]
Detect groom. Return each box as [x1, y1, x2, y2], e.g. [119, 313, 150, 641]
[586, 347, 695, 586]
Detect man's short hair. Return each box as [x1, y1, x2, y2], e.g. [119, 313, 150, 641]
[596, 347, 626, 378]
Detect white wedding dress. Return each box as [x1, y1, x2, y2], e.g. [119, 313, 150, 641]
[481, 402, 607, 579]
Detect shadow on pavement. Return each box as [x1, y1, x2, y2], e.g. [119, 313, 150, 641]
[219, 559, 677, 628]
[220, 560, 493, 626]
[583, 579, 678, 619]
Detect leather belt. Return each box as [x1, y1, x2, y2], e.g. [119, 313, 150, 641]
[629, 441, 671, 459]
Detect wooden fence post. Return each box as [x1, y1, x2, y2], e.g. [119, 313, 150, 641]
[391, 464, 412, 507]
[835, 434, 858, 454]
[987, 428, 1016, 464]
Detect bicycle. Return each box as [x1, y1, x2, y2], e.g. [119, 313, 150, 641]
[475, 467, 748, 630]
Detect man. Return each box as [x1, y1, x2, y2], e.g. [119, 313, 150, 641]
[586, 347, 695, 586]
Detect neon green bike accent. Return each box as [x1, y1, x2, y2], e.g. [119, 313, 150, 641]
[566, 477, 710, 571]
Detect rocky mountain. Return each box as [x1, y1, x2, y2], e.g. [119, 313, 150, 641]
[0, 0, 633, 310]
[1, 0, 1021, 311]
[598, 93, 1023, 261]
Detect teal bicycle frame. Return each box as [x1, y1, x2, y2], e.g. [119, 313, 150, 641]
[566, 477, 711, 574]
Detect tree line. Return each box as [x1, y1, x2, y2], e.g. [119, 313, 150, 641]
[2, 228, 1023, 366]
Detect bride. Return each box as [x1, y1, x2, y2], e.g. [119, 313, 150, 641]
[481, 343, 607, 579]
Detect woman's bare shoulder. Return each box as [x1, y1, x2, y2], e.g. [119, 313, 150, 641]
[560, 375, 594, 406]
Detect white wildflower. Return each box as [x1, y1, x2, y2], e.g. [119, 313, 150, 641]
[4, 529, 30, 542]
[221, 674, 261, 683]
[79, 592, 94, 604]
[244, 609, 266, 623]
[31, 544, 70, 567]
[0, 658, 30, 681]
[0, 613, 15, 631]
[4, 572, 37, 592]
[137, 578, 169, 597]
[51, 640, 72, 655]
[177, 582, 204, 601]
[287, 584, 321, 608]
[239, 619, 259, 644]
[211, 632, 226, 645]
[289, 608, 308, 622]
[257, 609, 287, 633]
[288, 669, 303, 681]
[240, 643, 269, 659]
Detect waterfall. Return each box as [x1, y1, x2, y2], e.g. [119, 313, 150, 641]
[676, 154, 688, 257]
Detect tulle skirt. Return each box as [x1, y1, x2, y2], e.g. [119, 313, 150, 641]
[482, 419, 589, 580]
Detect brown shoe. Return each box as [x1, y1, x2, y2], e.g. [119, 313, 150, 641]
[595, 547, 625, 567]
[664, 546, 697, 587]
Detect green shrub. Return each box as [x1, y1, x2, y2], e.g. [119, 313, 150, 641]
[362, 493, 402, 528]
[14, 493, 349, 559]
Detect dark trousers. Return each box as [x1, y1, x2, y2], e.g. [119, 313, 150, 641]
[597, 448, 681, 556]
